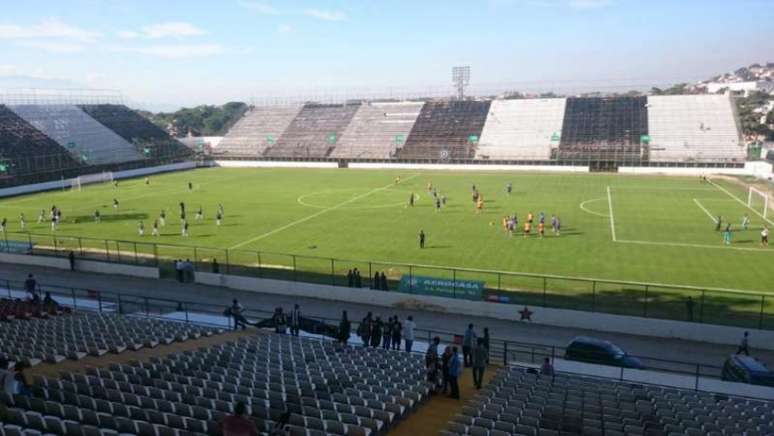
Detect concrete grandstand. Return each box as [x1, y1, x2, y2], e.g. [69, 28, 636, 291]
[215, 94, 745, 165]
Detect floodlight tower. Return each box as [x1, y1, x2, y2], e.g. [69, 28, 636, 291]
[452, 66, 470, 100]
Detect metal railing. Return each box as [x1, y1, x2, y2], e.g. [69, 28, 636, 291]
[3, 277, 752, 397]
[2, 230, 773, 331]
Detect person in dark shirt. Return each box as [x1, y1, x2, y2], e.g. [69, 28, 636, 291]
[370, 317, 383, 348]
[419, 230, 425, 249]
[338, 311, 351, 346]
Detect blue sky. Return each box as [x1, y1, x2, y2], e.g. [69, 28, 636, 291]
[0, 0, 772, 110]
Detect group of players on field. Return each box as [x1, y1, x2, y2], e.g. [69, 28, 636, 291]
[402, 180, 562, 239]
[0, 176, 769, 248]
[0, 179, 225, 239]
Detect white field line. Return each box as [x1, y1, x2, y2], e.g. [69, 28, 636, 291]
[606, 186, 616, 241]
[578, 198, 609, 218]
[230, 174, 420, 249]
[617, 238, 774, 254]
[708, 179, 774, 227]
[692, 198, 718, 224]
[611, 186, 716, 191]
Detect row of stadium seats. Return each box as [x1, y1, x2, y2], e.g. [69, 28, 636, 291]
[445, 366, 774, 436]
[215, 95, 744, 163]
[0, 310, 222, 366]
[1, 332, 430, 436]
[264, 104, 361, 158]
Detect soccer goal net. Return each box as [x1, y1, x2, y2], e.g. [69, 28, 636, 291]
[747, 187, 770, 219]
[70, 171, 114, 191]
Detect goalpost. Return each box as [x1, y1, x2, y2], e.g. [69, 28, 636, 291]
[70, 171, 114, 191]
[747, 187, 770, 219]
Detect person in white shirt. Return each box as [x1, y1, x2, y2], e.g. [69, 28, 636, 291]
[403, 316, 416, 353]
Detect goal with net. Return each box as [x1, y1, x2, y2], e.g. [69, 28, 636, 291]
[70, 171, 114, 191]
[747, 186, 771, 219]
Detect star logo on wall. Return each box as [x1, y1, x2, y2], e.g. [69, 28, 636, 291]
[519, 306, 533, 321]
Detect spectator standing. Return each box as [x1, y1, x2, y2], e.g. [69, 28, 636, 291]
[686, 297, 694, 322]
[472, 338, 488, 389]
[382, 317, 393, 349]
[289, 304, 301, 337]
[174, 260, 184, 282]
[273, 307, 287, 334]
[212, 258, 220, 274]
[354, 268, 362, 288]
[448, 347, 462, 399]
[347, 270, 354, 287]
[358, 313, 372, 347]
[736, 331, 750, 355]
[463, 324, 477, 367]
[428, 336, 440, 359]
[441, 346, 452, 394]
[540, 357, 554, 377]
[371, 317, 383, 348]
[338, 311, 351, 346]
[380, 272, 388, 291]
[24, 274, 37, 299]
[68, 251, 76, 271]
[391, 316, 402, 351]
[404, 316, 416, 353]
[426, 348, 440, 392]
[221, 402, 258, 436]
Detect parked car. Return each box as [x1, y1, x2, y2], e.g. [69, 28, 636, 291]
[564, 336, 643, 369]
[721, 354, 774, 387]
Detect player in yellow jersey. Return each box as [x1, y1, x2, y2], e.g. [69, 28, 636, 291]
[394, 176, 400, 185]
[523, 221, 531, 238]
[476, 198, 484, 214]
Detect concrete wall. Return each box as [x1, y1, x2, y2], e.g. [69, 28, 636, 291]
[0, 252, 70, 270]
[76, 259, 159, 279]
[349, 163, 590, 172]
[196, 272, 774, 350]
[214, 160, 338, 169]
[0, 161, 197, 198]
[619, 161, 772, 177]
[0, 252, 158, 278]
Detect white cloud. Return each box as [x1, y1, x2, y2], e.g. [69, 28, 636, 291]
[0, 64, 57, 80]
[17, 41, 86, 53]
[0, 18, 100, 42]
[302, 9, 347, 22]
[569, 0, 612, 9]
[109, 43, 225, 59]
[278, 24, 293, 34]
[117, 30, 139, 39]
[238, 2, 348, 22]
[118, 22, 206, 39]
[238, 1, 281, 15]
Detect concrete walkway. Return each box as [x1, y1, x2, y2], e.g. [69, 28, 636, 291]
[1, 262, 771, 370]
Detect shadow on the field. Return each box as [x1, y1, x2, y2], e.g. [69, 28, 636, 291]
[70, 212, 148, 223]
[425, 245, 452, 249]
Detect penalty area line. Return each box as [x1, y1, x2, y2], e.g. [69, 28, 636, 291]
[707, 178, 774, 227]
[616, 238, 774, 253]
[606, 186, 617, 242]
[692, 198, 718, 224]
[229, 173, 420, 250]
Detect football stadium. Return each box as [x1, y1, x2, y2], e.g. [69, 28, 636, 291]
[2, 2, 774, 436]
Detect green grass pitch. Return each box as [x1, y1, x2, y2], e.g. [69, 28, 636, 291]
[1, 167, 773, 327]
